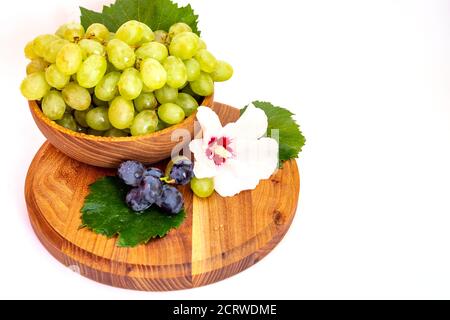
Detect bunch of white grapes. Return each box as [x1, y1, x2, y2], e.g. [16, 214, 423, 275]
[20, 21, 233, 137]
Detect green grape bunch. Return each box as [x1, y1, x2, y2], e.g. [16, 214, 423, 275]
[20, 21, 233, 137]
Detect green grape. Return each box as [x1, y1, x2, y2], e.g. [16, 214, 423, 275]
[211, 60, 234, 82]
[169, 22, 192, 39]
[106, 62, 119, 73]
[107, 32, 116, 42]
[195, 49, 217, 73]
[154, 30, 169, 46]
[93, 95, 108, 107]
[106, 39, 136, 70]
[74, 108, 90, 127]
[169, 32, 199, 60]
[198, 38, 207, 50]
[32, 34, 58, 58]
[155, 85, 178, 104]
[42, 91, 66, 120]
[183, 58, 201, 81]
[62, 82, 91, 110]
[79, 39, 105, 58]
[45, 64, 70, 89]
[56, 113, 78, 131]
[77, 55, 107, 88]
[86, 107, 111, 131]
[56, 43, 83, 75]
[26, 58, 49, 75]
[25, 41, 38, 60]
[104, 128, 129, 137]
[108, 96, 135, 129]
[142, 83, 154, 93]
[190, 177, 215, 198]
[156, 120, 169, 131]
[65, 105, 74, 114]
[140, 58, 167, 91]
[131, 110, 158, 136]
[118, 67, 143, 100]
[87, 128, 106, 136]
[176, 93, 199, 116]
[44, 39, 69, 64]
[115, 20, 144, 46]
[181, 85, 202, 102]
[77, 126, 88, 134]
[163, 56, 187, 89]
[135, 42, 168, 63]
[20, 72, 50, 100]
[55, 25, 65, 38]
[138, 23, 155, 45]
[134, 92, 158, 112]
[56, 22, 85, 42]
[190, 72, 214, 97]
[157, 103, 185, 125]
[85, 23, 109, 43]
[94, 71, 121, 101]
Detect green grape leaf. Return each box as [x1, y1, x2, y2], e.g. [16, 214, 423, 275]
[80, 0, 200, 35]
[242, 101, 306, 165]
[81, 176, 186, 248]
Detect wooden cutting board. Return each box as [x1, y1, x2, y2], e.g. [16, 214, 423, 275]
[24, 102, 300, 291]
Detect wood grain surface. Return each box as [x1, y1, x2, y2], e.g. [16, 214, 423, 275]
[29, 95, 214, 168]
[25, 102, 300, 291]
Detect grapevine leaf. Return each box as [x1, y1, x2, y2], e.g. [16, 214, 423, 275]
[80, 0, 200, 35]
[81, 176, 186, 247]
[242, 101, 306, 164]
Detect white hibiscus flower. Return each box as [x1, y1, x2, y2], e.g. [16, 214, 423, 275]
[189, 103, 279, 197]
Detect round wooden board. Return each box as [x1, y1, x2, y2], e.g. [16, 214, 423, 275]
[24, 103, 300, 291]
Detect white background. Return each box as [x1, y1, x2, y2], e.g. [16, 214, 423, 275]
[1, 0, 450, 300]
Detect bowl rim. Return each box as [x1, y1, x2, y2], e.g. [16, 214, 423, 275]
[29, 94, 213, 142]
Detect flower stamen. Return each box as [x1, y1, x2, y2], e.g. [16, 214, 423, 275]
[206, 136, 233, 166]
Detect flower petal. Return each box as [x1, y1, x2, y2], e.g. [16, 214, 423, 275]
[214, 163, 252, 197]
[214, 137, 279, 197]
[189, 139, 217, 178]
[196, 106, 223, 143]
[234, 103, 268, 139]
[251, 137, 279, 180]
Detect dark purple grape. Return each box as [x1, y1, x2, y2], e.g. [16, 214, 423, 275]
[157, 185, 184, 215]
[140, 175, 163, 204]
[143, 167, 164, 179]
[126, 188, 151, 212]
[118, 161, 145, 187]
[169, 158, 194, 185]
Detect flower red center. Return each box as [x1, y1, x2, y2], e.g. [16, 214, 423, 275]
[206, 136, 234, 166]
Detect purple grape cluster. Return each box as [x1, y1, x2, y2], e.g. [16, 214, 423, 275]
[118, 160, 191, 215]
[117, 161, 145, 187]
[168, 158, 195, 185]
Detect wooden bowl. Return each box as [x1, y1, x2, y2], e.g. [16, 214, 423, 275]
[29, 95, 214, 168]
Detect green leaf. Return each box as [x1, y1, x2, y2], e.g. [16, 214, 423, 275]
[81, 176, 186, 247]
[80, 0, 200, 35]
[242, 101, 306, 164]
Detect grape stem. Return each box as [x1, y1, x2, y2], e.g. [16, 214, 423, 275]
[160, 177, 176, 184]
